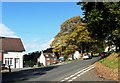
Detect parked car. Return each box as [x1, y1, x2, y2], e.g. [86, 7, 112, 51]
[59, 56, 64, 62]
[83, 53, 92, 60]
[100, 52, 108, 58]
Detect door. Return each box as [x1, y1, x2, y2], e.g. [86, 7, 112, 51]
[15, 58, 20, 68]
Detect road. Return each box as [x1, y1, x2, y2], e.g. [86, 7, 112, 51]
[2, 56, 108, 82]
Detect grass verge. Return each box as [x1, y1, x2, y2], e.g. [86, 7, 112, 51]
[99, 52, 120, 69]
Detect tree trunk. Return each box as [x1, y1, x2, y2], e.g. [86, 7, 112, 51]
[80, 43, 83, 55]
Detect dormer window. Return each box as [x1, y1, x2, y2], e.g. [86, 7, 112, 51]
[46, 54, 49, 57]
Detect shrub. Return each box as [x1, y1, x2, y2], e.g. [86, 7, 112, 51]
[64, 54, 68, 60]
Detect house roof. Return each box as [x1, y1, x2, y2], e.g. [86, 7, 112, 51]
[43, 53, 56, 58]
[0, 37, 25, 52]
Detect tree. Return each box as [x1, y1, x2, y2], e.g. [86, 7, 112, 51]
[50, 16, 93, 56]
[77, 2, 120, 51]
[23, 51, 41, 67]
[51, 16, 82, 55]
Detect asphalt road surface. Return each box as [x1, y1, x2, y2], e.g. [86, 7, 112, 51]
[2, 56, 112, 83]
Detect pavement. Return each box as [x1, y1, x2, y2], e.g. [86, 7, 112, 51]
[1, 67, 32, 73]
[1, 61, 71, 73]
[1, 57, 116, 83]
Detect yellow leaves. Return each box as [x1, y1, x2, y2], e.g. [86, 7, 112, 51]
[51, 15, 94, 55]
[61, 16, 81, 31]
[64, 45, 78, 54]
[70, 32, 78, 38]
[112, 29, 120, 38]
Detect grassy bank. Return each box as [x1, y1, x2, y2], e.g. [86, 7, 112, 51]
[95, 52, 119, 81]
[99, 52, 120, 69]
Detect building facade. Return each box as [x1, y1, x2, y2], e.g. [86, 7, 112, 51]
[0, 37, 25, 68]
[38, 51, 57, 66]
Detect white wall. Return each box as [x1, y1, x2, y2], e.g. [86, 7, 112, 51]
[74, 51, 80, 59]
[105, 45, 117, 52]
[3, 52, 24, 68]
[39, 53, 46, 66]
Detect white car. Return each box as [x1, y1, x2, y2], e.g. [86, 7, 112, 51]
[83, 54, 92, 60]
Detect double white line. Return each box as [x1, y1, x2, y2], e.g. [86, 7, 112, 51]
[60, 64, 96, 82]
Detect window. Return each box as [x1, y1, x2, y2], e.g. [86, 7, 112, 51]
[47, 58, 50, 60]
[5, 58, 13, 66]
[10, 58, 12, 64]
[54, 58, 56, 60]
[5, 58, 8, 65]
[46, 55, 49, 57]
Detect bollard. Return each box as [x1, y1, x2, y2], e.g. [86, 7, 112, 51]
[8, 65, 11, 72]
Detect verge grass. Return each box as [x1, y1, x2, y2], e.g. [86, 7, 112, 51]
[99, 52, 120, 69]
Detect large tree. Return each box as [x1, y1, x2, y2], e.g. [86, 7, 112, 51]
[50, 16, 93, 56]
[77, 2, 120, 51]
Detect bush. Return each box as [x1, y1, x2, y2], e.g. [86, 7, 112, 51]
[37, 62, 41, 67]
[24, 60, 35, 67]
[64, 54, 68, 60]
[93, 53, 100, 57]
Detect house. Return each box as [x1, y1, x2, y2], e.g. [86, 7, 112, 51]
[37, 51, 57, 66]
[105, 45, 118, 52]
[73, 51, 81, 59]
[68, 54, 72, 60]
[0, 37, 25, 68]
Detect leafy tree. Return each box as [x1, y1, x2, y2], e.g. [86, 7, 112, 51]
[77, 2, 120, 51]
[23, 51, 41, 66]
[50, 16, 93, 56]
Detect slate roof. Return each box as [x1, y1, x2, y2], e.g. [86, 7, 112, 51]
[0, 37, 25, 52]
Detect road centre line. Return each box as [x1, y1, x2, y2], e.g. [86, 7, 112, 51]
[65, 78, 69, 80]
[60, 64, 95, 82]
[60, 80, 65, 82]
[68, 80, 73, 82]
[69, 65, 95, 81]
[77, 65, 95, 77]
[72, 76, 77, 80]
[60, 65, 95, 82]
[70, 64, 95, 77]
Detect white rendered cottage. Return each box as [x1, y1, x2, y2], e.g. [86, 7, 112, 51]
[37, 51, 57, 66]
[73, 51, 80, 59]
[0, 37, 25, 68]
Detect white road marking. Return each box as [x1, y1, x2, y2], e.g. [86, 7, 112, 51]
[60, 64, 95, 82]
[72, 76, 77, 80]
[77, 66, 95, 77]
[65, 78, 69, 80]
[60, 80, 65, 82]
[77, 74, 80, 77]
[69, 75, 74, 77]
[68, 80, 73, 82]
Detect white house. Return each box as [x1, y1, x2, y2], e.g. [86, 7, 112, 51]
[73, 51, 80, 59]
[0, 37, 25, 69]
[37, 51, 46, 66]
[37, 51, 57, 66]
[104, 45, 118, 52]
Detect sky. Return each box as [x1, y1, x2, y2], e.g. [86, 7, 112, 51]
[1, 2, 83, 53]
